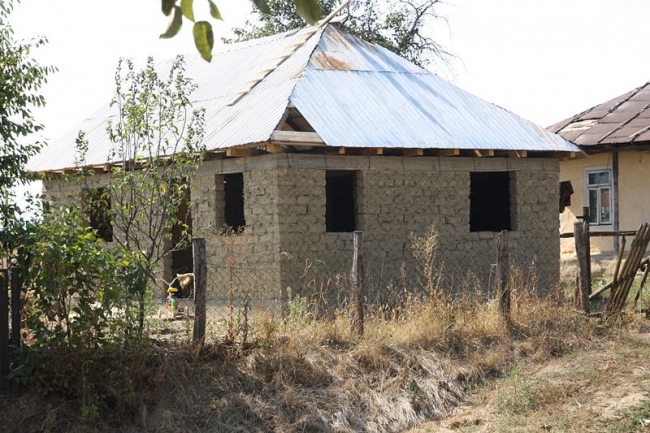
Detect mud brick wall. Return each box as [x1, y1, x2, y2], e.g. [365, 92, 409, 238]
[42, 174, 180, 285]
[193, 154, 561, 302]
[43, 154, 560, 304]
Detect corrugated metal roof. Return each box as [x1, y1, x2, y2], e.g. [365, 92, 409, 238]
[29, 23, 579, 173]
[292, 68, 574, 151]
[548, 82, 650, 147]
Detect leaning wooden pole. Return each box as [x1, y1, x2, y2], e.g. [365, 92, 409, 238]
[497, 230, 510, 322]
[350, 231, 365, 337]
[192, 238, 207, 344]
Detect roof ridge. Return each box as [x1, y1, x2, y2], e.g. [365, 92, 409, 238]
[225, 1, 351, 107]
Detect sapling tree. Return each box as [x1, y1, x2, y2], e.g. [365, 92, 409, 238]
[0, 0, 55, 251]
[77, 56, 206, 330]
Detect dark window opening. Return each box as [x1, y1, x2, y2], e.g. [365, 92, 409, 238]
[470, 171, 511, 232]
[224, 173, 246, 231]
[171, 186, 193, 281]
[326, 171, 356, 232]
[85, 187, 113, 242]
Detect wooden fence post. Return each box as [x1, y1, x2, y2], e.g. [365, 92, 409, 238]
[497, 230, 510, 321]
[192, 238, 207, 344]
[0, 271, 8, 394]
[10, 263, 20, 395]
[574, 221, 591, 314]
[350, 231, 365, 337]
[573, 222, 589, 314]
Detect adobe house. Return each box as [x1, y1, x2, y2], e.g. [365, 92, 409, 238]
[30, 22, 580, 301]
[549, 82, 650, 274]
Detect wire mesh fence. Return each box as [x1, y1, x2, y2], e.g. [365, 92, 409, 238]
[148, 232, 561, 343]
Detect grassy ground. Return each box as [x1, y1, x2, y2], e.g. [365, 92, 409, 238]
[3, 286, 650, 432]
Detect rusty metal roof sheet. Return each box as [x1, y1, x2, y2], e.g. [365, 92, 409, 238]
[29, 24, 579, 173]
[548, 82, 650, 148]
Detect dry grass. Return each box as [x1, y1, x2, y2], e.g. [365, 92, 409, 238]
[2, 284, 622, 433]
[1, 225, 628, 431]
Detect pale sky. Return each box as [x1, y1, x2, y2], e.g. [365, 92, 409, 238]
[10, 0, 650, 152]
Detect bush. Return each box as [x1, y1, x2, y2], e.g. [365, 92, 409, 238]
[14, 204, 150, 386]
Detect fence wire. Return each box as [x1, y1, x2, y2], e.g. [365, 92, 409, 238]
[148, 232, 560, 343]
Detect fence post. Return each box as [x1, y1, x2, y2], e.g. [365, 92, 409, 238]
[574, 222, 591, 314]
[192, 238, 207, 344]
[0, 271, 8, 394]
[10, 263, 20, 395]
[497, 230, 510, 321]
[350, 231, 365, 337]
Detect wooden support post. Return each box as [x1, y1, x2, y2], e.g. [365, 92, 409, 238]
[10, 264, 20, 395]
[350, 231, 365, 337]
[583, 207, 592, 295]
[0, 271, 8, 394]
[574, 222, 590, 314]
[192, 238, 207, 345]
[497, 230, 510, 322]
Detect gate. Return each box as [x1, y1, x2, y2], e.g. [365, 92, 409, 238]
[0, 265, 20, 395]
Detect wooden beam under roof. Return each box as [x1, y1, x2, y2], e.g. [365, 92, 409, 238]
[264, 143, 288, 154]
[226, 148, 259, 157]
[201, 151, 225, 161]
[359, 148, 384, 156]
[503, 150, 528, 158]
[432, 149, 460, 157]
[401, 148, 424, 157]
[270, 130, 325, 145]
[473, 149, 495, 157]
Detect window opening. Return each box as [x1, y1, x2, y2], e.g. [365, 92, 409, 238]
[85, 187, 113, 242]
[585, 169, 612, 225]
[470, 171, 511, 232]
[224, 173, 246, 231]
[326, 171, 356, 232]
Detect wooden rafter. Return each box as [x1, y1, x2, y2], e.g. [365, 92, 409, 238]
[401, 149, 424, 157]
[433, 149, 460, 157]
[227, 148, 259, 157]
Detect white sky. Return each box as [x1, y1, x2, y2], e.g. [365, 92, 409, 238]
[9, 0, 650, 149]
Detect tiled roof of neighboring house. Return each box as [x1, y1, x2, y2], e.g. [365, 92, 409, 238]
[29, 23, 580, 173]
[548, 82, 650, 148]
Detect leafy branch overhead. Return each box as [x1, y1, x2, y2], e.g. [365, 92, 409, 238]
[160, 0, 322, 61]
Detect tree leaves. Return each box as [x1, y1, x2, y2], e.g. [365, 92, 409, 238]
[252, 0, 272, 15]
[294, 0, 321, 25]
[193, 21, 214, 62]
[180, 0, 195, 21]
[208, 0, 222, 20]
[160, 6, 183, 39]
[159, 0, 323, 61]
[161, 0, 175, 16]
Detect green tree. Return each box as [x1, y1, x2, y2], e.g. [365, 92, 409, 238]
[76, 56, 206, 330]
[160, 0, 322, 61]
[0, 0, 55, 242]
[226, 0, 452, 68]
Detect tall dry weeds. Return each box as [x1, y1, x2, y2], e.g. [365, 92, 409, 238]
[7, 226, 629, 433]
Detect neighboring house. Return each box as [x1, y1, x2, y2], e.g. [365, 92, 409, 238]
[29, 22, 580, 300]
[549, 82, 650, 264]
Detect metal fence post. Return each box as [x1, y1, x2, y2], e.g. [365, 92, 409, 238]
[192, 238, 207, 344]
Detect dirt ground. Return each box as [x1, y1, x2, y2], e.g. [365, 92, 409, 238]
[408, 328, 650, 432]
